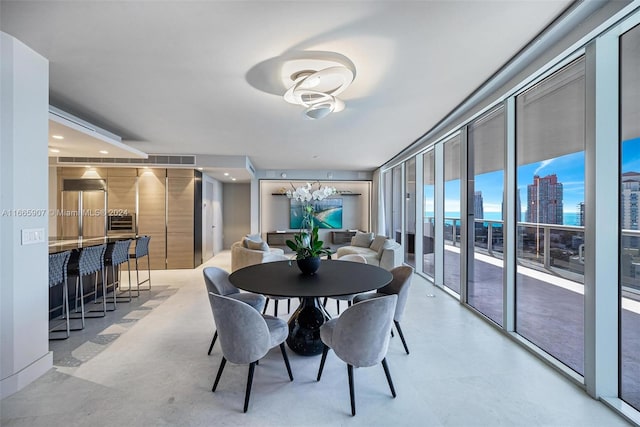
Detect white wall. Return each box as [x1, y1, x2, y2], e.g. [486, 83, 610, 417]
[0, 32, 51, 398]
[259, 180, 372, 244]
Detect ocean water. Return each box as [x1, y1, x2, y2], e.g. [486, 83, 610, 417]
[434, 211, 582, 226]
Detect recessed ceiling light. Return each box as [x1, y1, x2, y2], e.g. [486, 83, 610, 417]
[231, 178, 237, 181]
[198, 167, 203, 171]
[49, 148, 60, 153]
[52, 135, 64, 140]
[99, 150, 108, 154]
[223, 172, 229, 176]
[85, 165, 92, 169]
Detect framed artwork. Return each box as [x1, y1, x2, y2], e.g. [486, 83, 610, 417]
[290, 198, 343, 229]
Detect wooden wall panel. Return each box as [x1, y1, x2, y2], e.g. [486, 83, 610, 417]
[107, 168, 137, 177]
[137, 168, 166, 270]
[107, 176, 137, 214]
[167, 176, 194, 268]
[82, 191, 107, 237]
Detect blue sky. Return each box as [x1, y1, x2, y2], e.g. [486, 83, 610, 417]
[424, 137, 640, 217]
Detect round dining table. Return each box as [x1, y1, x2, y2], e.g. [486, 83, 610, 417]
[229, 259, 393, 356]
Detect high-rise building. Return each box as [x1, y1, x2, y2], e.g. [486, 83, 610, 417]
[526, 174, 564, 225]
[621, 172, 640, 230]
[474, 191, 484, 219]
[577, 202, 585, 226]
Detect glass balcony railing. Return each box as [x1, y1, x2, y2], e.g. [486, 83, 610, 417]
[426, 216, 640, 295]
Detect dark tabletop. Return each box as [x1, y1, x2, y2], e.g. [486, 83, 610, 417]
[229, 260, 393, 298]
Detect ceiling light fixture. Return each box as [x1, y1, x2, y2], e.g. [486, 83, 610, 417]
[52, 135, 64, 140]
[49, 148, 60, 153]
[283, 62, 355, 120]
[99, 150, 108, 154]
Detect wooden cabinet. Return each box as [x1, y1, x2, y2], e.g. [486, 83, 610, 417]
[137, 168, 167, 270]
[55, 167, 202, 270]
[332, 231, 357, 244]
[266, 232, 297, 247]
[167, 169, 195, 269]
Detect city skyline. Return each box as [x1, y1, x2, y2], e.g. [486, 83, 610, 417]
[424, 150, 586, 225]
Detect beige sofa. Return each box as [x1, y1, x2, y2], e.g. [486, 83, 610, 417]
[335, 232, 402, 270]
[231, 239, 285, 272]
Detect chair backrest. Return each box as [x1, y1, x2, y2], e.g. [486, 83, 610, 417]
[110, 239, 132, 266]
[378, 265, 413, 322]
[208, 292, 271, 364]
[78, 244, 106, 277]
[135, 236, 151, 258]
[331, 294, 397, 368]
[337, 254, 367, 264]
[203, 266, 240, 296]
[49, 250, 71, 287]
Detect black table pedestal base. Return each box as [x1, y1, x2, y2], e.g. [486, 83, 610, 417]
[286, 297, 331, 356]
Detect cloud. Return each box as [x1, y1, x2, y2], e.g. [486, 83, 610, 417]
[533, 159, 554, 176]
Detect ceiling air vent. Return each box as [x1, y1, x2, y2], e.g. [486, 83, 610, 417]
[57, 155, 196, 166]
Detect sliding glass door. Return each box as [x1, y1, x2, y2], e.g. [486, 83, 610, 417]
[467, 107, 505, 325]
[515, 57, 586, 375]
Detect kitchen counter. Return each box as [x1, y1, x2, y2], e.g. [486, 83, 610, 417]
[48, 235, 137, 254]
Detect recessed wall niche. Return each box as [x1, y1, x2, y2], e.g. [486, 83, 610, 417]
[259, 180, 372, 244]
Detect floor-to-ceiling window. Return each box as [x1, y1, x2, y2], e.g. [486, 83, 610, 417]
[383, 170, 393, 237]
[620, 21, 640, 412]
[443, 135, 461, 294]
[468, 107, 505, 325]
[423, 150, 435, 277]
[515, 57, 586, 375]
[405, 158, 416, 267]
[392, 165, 403, 244]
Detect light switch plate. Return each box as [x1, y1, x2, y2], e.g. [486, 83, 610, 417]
[21, 228, 45, 245]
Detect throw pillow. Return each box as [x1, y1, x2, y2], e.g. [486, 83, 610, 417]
[369, 235, 387, 252]
[246, 239, 269, 252]
[242, 234, 262, 248]
[352, 231, 374, 248]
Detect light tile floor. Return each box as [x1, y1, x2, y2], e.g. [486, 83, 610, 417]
[0, 251, 632, 426]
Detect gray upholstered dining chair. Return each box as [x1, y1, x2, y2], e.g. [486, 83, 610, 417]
[352, 265, 413, 354]
[208, 292, 294, 413]
[316, 294, 398, 416]
[323, 254, 367, 314]
[203, 266, 266, 355]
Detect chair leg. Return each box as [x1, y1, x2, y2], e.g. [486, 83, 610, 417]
[279, 343, 293, 381]
[287, 298, 290, 314]
[262, 298, 269, 315]
[212, 357, 226, 392]
[208, 331, 218, 355]
[381, 358, 396, 398]
[274, 300, 279, 316]
[317, 345, 329, 381]
[394, 321, 410, 354]
[348, 364, 356, 416]
[244, 362, 256, 413]
[322, 297, 328, 307]
[336, 300, 340, 315]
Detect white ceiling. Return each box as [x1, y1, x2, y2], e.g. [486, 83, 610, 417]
[1, 0, 573, 179]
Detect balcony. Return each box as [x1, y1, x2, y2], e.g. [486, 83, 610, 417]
[422, 218, 640, 409]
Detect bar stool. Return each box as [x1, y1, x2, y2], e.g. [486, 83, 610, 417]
[104, 239, 133, 306]
[49, 250, 71, 340]
[70, 244, 107, 328]
[131, 236, 151, 292]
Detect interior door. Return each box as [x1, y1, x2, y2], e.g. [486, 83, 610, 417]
[204, 180, 215, 260]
